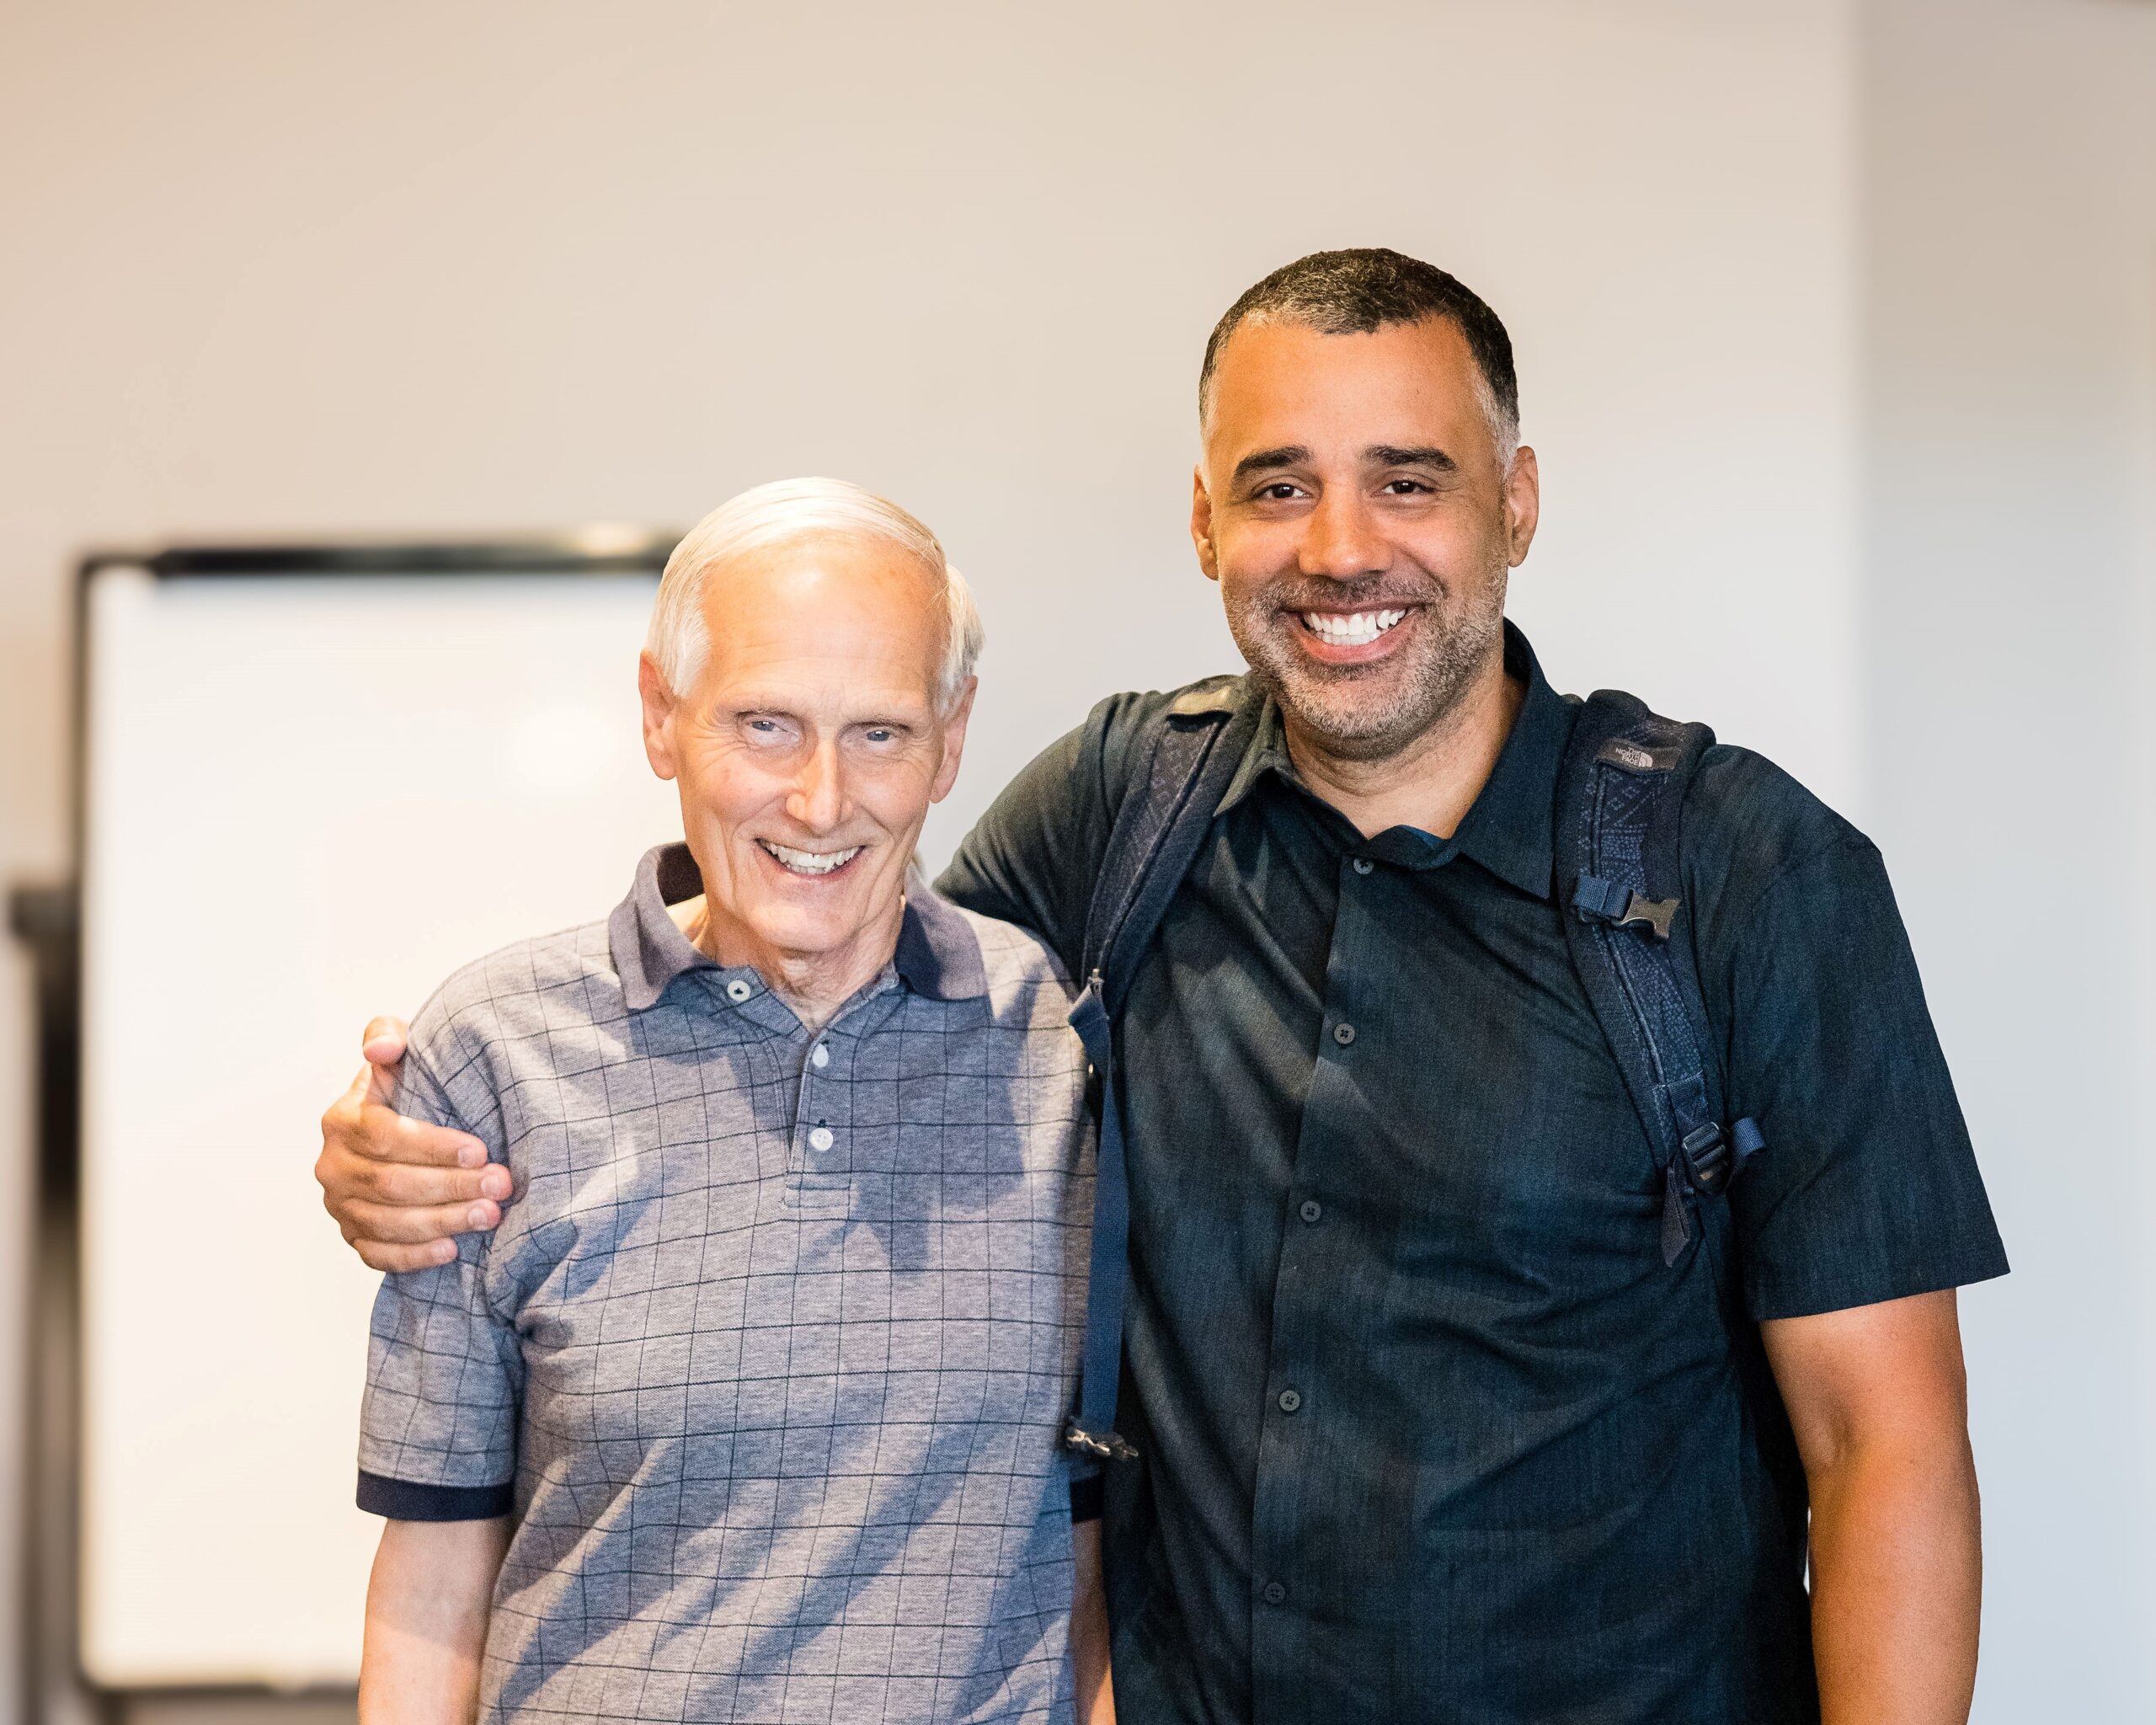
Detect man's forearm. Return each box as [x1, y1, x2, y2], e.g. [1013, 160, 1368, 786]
[360, 1517, 508, 1725]
[1806, 1431, 1982, 1724]
[1070, 1517, 1116, 1725]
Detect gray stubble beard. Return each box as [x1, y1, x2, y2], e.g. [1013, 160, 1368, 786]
[1225, 557, 1511, 766]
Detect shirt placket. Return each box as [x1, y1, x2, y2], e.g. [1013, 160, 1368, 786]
[784, 985, 903, 1206]
[1248, 844, 1390, 1716]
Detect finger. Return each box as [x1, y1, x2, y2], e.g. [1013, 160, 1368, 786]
[325, 1151, 505, 1209]
[355, 1236, 461, 1274]
[339, 1195, 503, 1247]
[358, 1102, 496, 1174]
[361, 1016, 411, 1065]
[335, 1060, 377, 1114]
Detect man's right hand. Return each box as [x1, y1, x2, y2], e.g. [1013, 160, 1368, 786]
[316, 1017, 510, 1272]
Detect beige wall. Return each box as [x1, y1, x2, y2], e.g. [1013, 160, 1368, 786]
[9, 0, 2142, 1717]
[0, 13, 1862, 1701]
[1861, 3, 2156, 1717]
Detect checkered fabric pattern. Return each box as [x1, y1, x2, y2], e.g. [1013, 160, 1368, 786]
[360, 845, 1094, 1724]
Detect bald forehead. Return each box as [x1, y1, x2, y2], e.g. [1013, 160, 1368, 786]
[707, 529, 941, 598]
[696, 533, 946, 693]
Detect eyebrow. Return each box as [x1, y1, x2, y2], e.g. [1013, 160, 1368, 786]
[1230, 442, 1460, 484]
[1231, 445, 1311, 483]
[1368, 444, 1458, 472]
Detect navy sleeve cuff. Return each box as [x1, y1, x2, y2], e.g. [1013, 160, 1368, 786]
[1745, 1236, 2011, 1324]
[357, 1470, 514, 1521]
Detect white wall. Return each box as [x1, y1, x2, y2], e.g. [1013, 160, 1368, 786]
[75, 0, 2156, 1716]
[1860, 3, 2156, 1718]
[0, 0, 1864, 873]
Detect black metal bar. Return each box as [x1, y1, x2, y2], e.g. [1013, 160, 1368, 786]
[141, 537, 675, 579]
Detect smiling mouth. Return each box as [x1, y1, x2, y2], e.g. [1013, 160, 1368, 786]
[758, 840, 864, 877]
[1297, 607, 1409, 648]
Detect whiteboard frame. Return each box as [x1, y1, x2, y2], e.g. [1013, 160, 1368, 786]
[37, 535, 677, 1707]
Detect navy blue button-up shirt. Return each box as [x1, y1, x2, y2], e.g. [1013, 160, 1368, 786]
[942, 625, 2007, 1725]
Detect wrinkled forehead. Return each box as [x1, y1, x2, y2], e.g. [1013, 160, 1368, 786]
[699, 532, 947, 703]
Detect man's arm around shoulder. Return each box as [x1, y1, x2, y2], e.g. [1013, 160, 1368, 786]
[318, 1018, 510, 1271]
[937, 688, 1182, 975]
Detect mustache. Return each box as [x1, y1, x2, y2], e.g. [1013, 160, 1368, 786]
[1263, 579, 1437, 614]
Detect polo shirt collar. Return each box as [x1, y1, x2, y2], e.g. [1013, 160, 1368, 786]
[1212, 620, 1573, 901]
[608, 841, 989, 1012]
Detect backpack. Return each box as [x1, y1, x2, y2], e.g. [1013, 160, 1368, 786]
[1060, 676, 1765, 1466]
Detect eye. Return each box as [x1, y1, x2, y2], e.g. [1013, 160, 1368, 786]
[863, 727, 896, 745]
[1256, 482, 1305, 501]
[739, 713, 800, 746]
[1382, 478, 1431, 495]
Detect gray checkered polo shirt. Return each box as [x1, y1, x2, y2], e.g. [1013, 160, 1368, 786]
[358, 842, 1095, 1724]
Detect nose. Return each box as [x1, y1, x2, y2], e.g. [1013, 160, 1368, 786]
[785, 739, 851, 834]
[1299, 489, 1386, 583]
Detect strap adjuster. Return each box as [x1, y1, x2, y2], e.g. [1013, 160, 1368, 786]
[1064, 1422, 1139, 1463]
[1572, 875, 1680, 941]
[1680, 1121, 1732, 1194]
[1679, 1116, 1767, 1196]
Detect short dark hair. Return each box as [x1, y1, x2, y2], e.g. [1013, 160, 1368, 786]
[1198, 248, 1519, 454]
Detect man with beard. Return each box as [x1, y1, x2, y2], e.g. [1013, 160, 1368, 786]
[320, 251, 2007, 1723]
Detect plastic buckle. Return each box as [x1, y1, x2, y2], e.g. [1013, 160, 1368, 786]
[1064, 1422, 1139, 1463]
[1573, 876, 1680, 941]
[1681, 1121, 1732, 1194]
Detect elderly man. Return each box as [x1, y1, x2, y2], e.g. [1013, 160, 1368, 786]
[326, 252, 2006, 1725]
[352, 478, 1112, 1724]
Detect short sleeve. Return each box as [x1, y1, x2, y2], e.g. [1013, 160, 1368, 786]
[355, 1044, 521, 1520]
[937, 708, 1113, 979]
[1719, 836, 2009, 1320]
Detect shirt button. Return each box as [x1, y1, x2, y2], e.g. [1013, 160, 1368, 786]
[1299, 1199, 1322, 1225]
[810, 1043, 830, 1069]
[725, 978, 753, 1003]
[1331, 1023, 1356, 1046]
[1351, 857, 1374, 875]
[808, 1126, 834, 1152]
[1262, 1581, 1288, 1606]
[1277, 1388, 1302, 1413]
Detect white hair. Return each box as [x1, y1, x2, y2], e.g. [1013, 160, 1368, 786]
[646, 477, 985, 710]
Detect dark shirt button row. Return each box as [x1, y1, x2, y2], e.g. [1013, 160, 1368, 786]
[1262, 1580, 1288, 1606]
[1331, 1023, 1356, 1046]
[1351, 857, 1374, 876]
[1298, 1199, 1322, 1224]
[1276, 1388, 1302, 1413]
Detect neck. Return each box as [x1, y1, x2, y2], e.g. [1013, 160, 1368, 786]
[669, 893, 903, 1032]
[1280, 645, 1524, 841]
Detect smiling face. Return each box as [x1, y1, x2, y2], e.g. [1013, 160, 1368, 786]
[638, 533, 973, 1003]
[1192, 315, 1540, 763]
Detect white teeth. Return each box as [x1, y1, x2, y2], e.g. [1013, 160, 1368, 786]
[1300, 608, 1406, 647]
[759, 841, 862, 876]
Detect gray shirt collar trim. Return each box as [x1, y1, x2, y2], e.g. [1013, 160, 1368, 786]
[610, 841, 988, 1012]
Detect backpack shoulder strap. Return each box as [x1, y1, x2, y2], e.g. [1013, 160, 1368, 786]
[1079, 674, 1257, 1009]
[1553, 689, 1767, 1267]
[1065, 674, 1259, 1464]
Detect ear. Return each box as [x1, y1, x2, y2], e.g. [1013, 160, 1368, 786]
[928, 677, 978, 804]
[638, 652, 681, 781]
[1503, 444, 1541, 568]
[1190, 464, 1220, 583]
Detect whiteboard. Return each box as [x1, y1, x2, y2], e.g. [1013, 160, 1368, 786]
[78, 561, 679, 1687]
